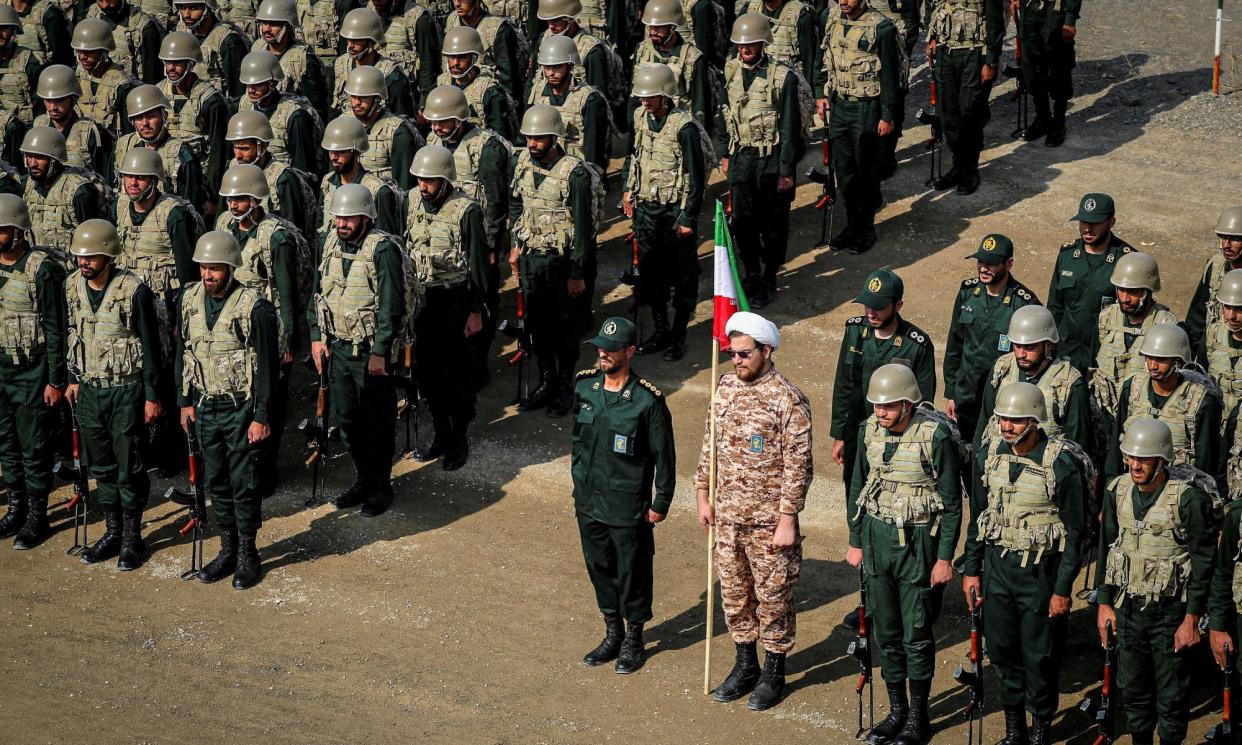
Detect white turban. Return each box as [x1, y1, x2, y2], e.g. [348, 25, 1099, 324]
[725, 311, 780, 349]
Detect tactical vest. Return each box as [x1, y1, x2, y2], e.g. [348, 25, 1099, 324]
[332, 54, 402, 114]
[982, 356, 1081, 445]
[238, 92, 322, 167]
[722, 56, 790, 155]
[1201, 253, 1236, 331]
[219, 0, 259, 38]
[115, 193, 195, 297]
[746, 0, 805, 68]
[227, 156, 319, 236]
[76, 62, 136, 136]
[526, 81, 603, 163]
[319, 170, 392, 233]
[1207, 321, 1242, 416]
[32, 114, 105, 171]
[928, 0, 986, 48]
[374, 0, 429, 78]
[1230, 527, 1242, 612]
[65, 269, 147, 385]
[824, 9, 884, 99]
[1104, 473, 1195, 606]
[25, 166, 102, 255]
[157, 76, 217, 158]
[1122, 371, 1213, 468]
[405, 187, 472, 288]
[575, 0, 606, 36]
[0, 47, 35, 125]
[86, 4, 158, 80]
[445, 14, 512, 80]
[630, 108, 695, 207]
[313, 229, 393, 344]
[634, 39, 704, 119]
[197, 20, 248, 96]
[251, 38, 316, 97]
[435, 70, 505, 130]
[1228, 435, 1242, 504]
[296, 0, 339, 59]
[113, 132, 190, 195]
[0, 249, 50, 360]
[428, 124, 511, 221]
[361, 112, 421, 183]
[978, 438, 1072, 566]
[13, 0, 52, 63]
[856, 411, 946, 542]
[179, 280, 260, 398]
[483, 0, 526, 30]
[512, 149, 580, 254]
[216, 212, 303, 357]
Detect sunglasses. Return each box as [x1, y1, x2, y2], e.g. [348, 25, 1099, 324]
[727, 347, 759, 360]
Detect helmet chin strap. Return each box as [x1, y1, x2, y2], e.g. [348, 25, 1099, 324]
[274, 24, 288, 44]
[450, 55, 479, 79]
[186, 8, 210, 31]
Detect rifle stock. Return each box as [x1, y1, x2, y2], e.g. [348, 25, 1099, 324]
[847, 566, 873, 737]
[64, 406, 89, 555]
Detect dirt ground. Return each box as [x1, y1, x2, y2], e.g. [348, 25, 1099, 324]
[4, 2, 1242, 743]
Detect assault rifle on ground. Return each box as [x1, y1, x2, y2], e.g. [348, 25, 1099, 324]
[164, 426, 205, 580]
[807, 139, 837, 250]
[1079, 620, 1116, 745]
[954, 586, 985, 745]
[498, 288, 533, 405]
[299, 351, 331, 507]
[63, 405, 89, 556]
[1207, 643, 1234, 744]
[847, 566, 873, 737]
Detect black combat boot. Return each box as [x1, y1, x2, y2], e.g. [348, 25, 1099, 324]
[712, 641, 760, 702]
[0, 493, 26, 539]
[637, 310, 671, 355]
[747, 650, 786, 711]
[893, 679, 931, 745]
[1045, 100, 1068, 147]
[849, 226, 878, 256]
[829, 223, 857, 252]
[546, 373, 574, 418]
[843, 607, 860, 629]
[932, 167, 962, 191]
[442, 423, 469, 471]
[361, 480, 394, 517]
[1028, 714, 1049, 745]
[416, 415, 451, 462]
[583, 615, 624, 666]
[13, 495, 50, 550]
[998, 707, 1028, 745]
[866, 682, 909, 745]
[332, 480, 369, 510]
[663, 334, 687, 361]
[520, 364, 557, 411]
[232, 531, 261, 589]
[956, 170, 981, 195]
[197, 528, 237, 584]
[81, 506, 123, 564]
[615, 623, 645, 674]
[117, 510, 148, 571]
[1130, 732, 1154, 745]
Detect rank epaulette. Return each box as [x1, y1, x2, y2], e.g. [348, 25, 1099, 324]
[846, 315, 866, 326]
[961, 277, 979, 288]
[575, 367, 599, 381]
[636, 377, 663, 397]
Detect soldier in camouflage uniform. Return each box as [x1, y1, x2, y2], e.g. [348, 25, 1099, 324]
[695, 311, 812, 712]
[86, 0, 163, 84]
[1014, 0, 1080, 147]
[70, 18, 140, 137]
[4, 0, 74, 67]
[320, 115, 403, 234]
[113, 84, 211, 216]
[20, 126, 108, 262]
[330, 7, 415, 117]
[0, 194, 68, 550]
[0, 6, 40, 169]
[367, 0, 441, 111]
[157, 31, 230, 195]
[964, 382, 1089, 745]
[237, 50, 324, 177]
[253, 0, 331, 119]
[1204, 270, 1242, 420]
[173, 0, 250, 101]
[1186, 206, 1242, 365]
[175, 231, 279, 588]
[343, 64, 422, 190]
[572, 317, 675, 675]
[437, 25, 517, 142]
[446, 0, 524, 103]
[528, 34, 609, 171]
[1096, 418, 1221, 745]
[224, 110, 320, 245]
[34, 64, 112, 177]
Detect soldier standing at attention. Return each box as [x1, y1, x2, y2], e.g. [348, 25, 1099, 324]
[1204, 270, 1242, 417]
[173, 0, 250, 102]
[1186, 206, 1242, 364]
[20, 126, 108, 262]
[343, 64, 423, 190]
[237, 50, 323, 178]
[70, 18, 140, 138]
[741, 0, 817, 80]
[437, 26, 518, 143]
[33, 65, 113, 178]
[157, 31, 230, 196]
[446, 0, 524, 104]
[571, 317, 675, 675]
[1014, 0, 1080, 147]
[330, 7, 415, 117]
[224, 110, 320, 245]
[527, 35, 610, 172]
[86, 0, 163, 85]
[696, 311, 812, 712]
[319, 114, 405, 235]
[0, 5, 40, 168]
[252, 0, 331, 118]
[113, 84, 211, 217]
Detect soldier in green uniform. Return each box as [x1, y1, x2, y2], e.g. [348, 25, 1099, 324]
[722, 14, 803, 305]
[405, 144, 487, 470]
[437, 26, 517, 143]
[1045, 192, 1133, 376]
[158, 31, 230, 196]
[87, 0, 163, 84]
[1209, 460, 1242, 698]
[114, 84, 211, 216]
[571, 316, 674, 674]
[943, 233, 1040, 455]
[253, 0, 331, 119]
[224, 110, 321, 245]
[847, 363, 961, 745]
[1186, 206, 1242, 364]
[20, 126, 108, 262]
[740, 0, 817, 80]
[819, 0, 900, 255]
[331, 7, 415, 117]
[343, 64, 423, 190]
[630, 0, 714, 139]
[308, 183, 407, 516]
[0, 6, 40, 169]
[71, 18, 140, 138]
[35, 64, 113, 178]
[528, 34, 610, 172]
[963, 382, 1089, 745]
[175, 231, 280, 588]
[530, 0, 614, 97]
[320, 115, 403, 235]
[974, 304, 1090, 451]
[6, 0, 74, 67]
[295, 0, 363, 99]
[174, 0, 250, 102]
[1096, 418, 1221, 745]
[621, 63, 705, 362]
[508, 104, 598, 418]
[65, 219, 164, 570]
[1204, 269, 1242, 419]
[446, 0, 524, 103]
[238, 50, 323, 177]
[0, 194, 67, 549]
[1014, 0, 1080, 147]
[367, 0, 442, 111]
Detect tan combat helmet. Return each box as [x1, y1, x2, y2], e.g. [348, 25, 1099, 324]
[642, 0, 684, 27]
[1111, 252, 1161, 292]
[321, 116, 370, 152]
[126, 85, 170, 117]
[730, 13, 773, 45]
[537, 34, 580, 67]
[993, 381, 1048, 423]
[219, 162, 271, 199]
[422, 84, 470, 122]
[341, 7, 385, 44]
[69, 219, 122, 258]
[225, 111, 275, 143]
[193, 230, 243, 267]
[865, 363, 921, 405]
[159, 31, 204, 63]
[20, 126, 68, 162]
[409, 144, 456, 181]
[631, 62, 677, 99]
[520, 104, 565, 138]
[0, 193, 31, 231]
[239, 50, 286, 85]
[537, 0, 582, 21]
[71, 18, 116, 53]
[117, 147, 167, 181]
[36, 65, 82, 100]
[344, 65, 387, 99]
[255, 0, 299, 27]
[1218, 206, 1242, 238]
[1219, 269, 1242, 307]
[1007, 305, 1059, 345]
[442, 26, 485, 58]
[1119, 418, 1175, 462]
[330, 182, 377, 219]
[0, 5, 22, 32]
[1138, 323, 1191, 362]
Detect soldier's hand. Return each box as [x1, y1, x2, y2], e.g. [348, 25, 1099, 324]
[144, 400, 162, 425]
[1048, 593, 1071, 617]
[310, 341, 327, 374]
[675, 224, 694, 239]
[696, 488, 714, 531]
[43, 385, 64, 408]
[645, 509, 666, 524]
[925, 39, 937, 61]
[180, 405, 196, 432]
[567, 278, 586, 298]
[831, 438, 846, 465]
[720, 157, 729, 176]
[877, 120, 895, 137]
[622, 191, 634, 219]
[1210, 630, 1235, 668]
[1010, 0, 1019, 16]
[930, 559, 953, 586]
[945, 399, 957, 420]
[247, 421, 271, 444]
[816, 98, 830, 122]
[1061, 24, 1076, 43]
[367, 353, 388, 377]
[776, 176, 794, 193]
[464, 312, 483, 338]
[981, 64, 995, 85]
[66, 383, 79, 407]
[1173, 614, 1201, 652]
[772, 513, 797, 549]
[1096, 604, 1117, 647]
[282, 351, 294, 366]
[508, 247, 520, 277]
[846, 546, 863, 568]
[962, 575, 983, 608]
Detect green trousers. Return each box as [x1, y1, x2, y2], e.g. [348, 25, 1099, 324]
[634, 202, 699, 334]
[415, 284, 477, 429]
[77, 381, 149, 511]
[518, 252, 593, 378]
[862, 515, 943, 682]
[829, 96, 884, 232]
[576, 512, 655, 625]
[329, 340, 397, 487]
[1019, 1, 1076, 112]
[255, 362, 290, 491]
[195, 397, 262, 533]
[727, 148, 794, 284]
[0, 358, 56, 500]
[936, 47, 993, 176]
[1117, 597, 1191, 743]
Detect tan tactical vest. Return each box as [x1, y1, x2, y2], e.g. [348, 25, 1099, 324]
[981, 356, 1081, 446]
[13, 0, 52, 62]
[512, 149, 580, 254]
[483, 0, 526, 31]
[32, 113, 105, 171]
[196, 20, 248, 96]
[722, 56, 791, 155]
[575, 0, 606, 36]
[1104, 472, 1195, 606]
[373, 0, 429, 78]
[76, 62, 137, 136]
[445, 13, 512, 80]
[435, 70, 505, 130]
[978, 438, 1072, 566]
[1122, 371, 1214, 468]
[237, 91, 320, 167]
[113, 132, 191, 195]
[1091, 302, 1179, 414]
[25, 166, 102, 255]
[0, 46, 35, 125]
[296, 0, 339, 59]
[1207, 322, 1242, 417]
[314, 229, 392, 344]
[629, 108, 695, 207]
[219, 0, 259, 38]
[361, 111, 422, 183]
[86, 4, 159, 80]
[318, 170, 393, 233]
[928, 0, 986, 48]
[65, 269, 147, 385]
[824, 8, 884, 99]
[332, 53, 402, 114]
[571, 29, 604, 85]
[179, 280, 261, 398]
[115, 193, 197, 297]
[251, 38, 316, 97]
[226, 155, 314, 225]
[1200, 253, 1236, 331]
[215, 212, 300, 356]
[0, 249, 50, 360]
[157, 76, 218, 157]
[856, 411, 946, 543]
[526, 81, 603, 163]
[427, 124, 511, 223]
[634, 38, 704, 119]
[746, 0, 805, 68]
[404, 187, 472, 288]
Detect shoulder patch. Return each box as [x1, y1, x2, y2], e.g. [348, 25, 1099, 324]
[1016, 287, 1033, 301]
[846, 315, 866, 326]
[636, 377, 663, 398]
[1120, 245, 1134, 253]
[1059, 241, 1076, 251]
[575, 367, 599, 381]
[905, 324, 931, 346]
[961, 278, 979, 288]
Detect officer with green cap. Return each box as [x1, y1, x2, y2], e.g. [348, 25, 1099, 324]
[831, 267, 936, 503]
[847, 363, 961, 745]
[974, 304, 1090, 451]
[5, 0, 73, 68]
[1014, 0, 1081, 147]
[964, 381, 1090, 745]
[572, 315, 675, 675]
[1096, 418, 1221, 745]
[65, 218, 165, 571]
[0, 5, 41, 167]
[174, 0, 251, 101]
[365, 0, 442, 110]
[157, 30, 230, 195]
[0, 193, 68, 550]
[308, 182, 408, 517]
[113, 84, 212, 216]
[405, 143, 488, 470]
[1186, 205, 1242, 364]
[330, 7, 416, 118]
[446, 0, 524, 103]
[629, 0, 715, 139]
[342, 64, 424, 190]
[944, 233, 1040, 452]
[85, 0, 163, 84]
[34, 64, 113, 178]
[70, 17, 141, 138]
[1205, 269, 1242, 418]
[1045, 192, 1133, 375]
[528, 34, 611, 172]
[252, 0, 330, 118]
[319, 114, 404, 235]
[175, 230, 280, 589]
[237, 50, 324, 177]
[224, 110, 320, 245]
[20, 126, 108, 264]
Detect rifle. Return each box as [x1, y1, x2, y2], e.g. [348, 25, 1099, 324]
[396, 341, 421, 459]
[1005, 6, 1028, 138]
[916, 48, 943, 187]
[954, 586, 984, 745]
[1207, 643, 1235, 744]
[618, 231, 643, 345]
[847, 566, 873, 738]
[164, 426, 205, 580]
[299, 350, 331, 507]
[498, 287, 532, 405]
[63, 405, 89, 556]
[1079, 620, 1116, 745]
[806, 138, 837, 250]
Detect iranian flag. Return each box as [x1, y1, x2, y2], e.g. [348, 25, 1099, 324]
[712, 200, 749, 351]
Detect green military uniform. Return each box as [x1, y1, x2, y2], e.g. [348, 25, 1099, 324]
[630, 36, 714, 137]
[229, 152, 321, 248]
[31, 113, 113, 180]
[187, 13, 250, 101]
[0, 41, 41, 165]
[1208, 498, 1242, 698]
[113, 132, 211, 214]
[24, 164, 108, 260]
[1106, 372, 1222, 485]
[87, 1, 163, 84]
[974, 355, 1090, 450]
[359, 109, 421, 190]
[1017, 0, 1080, 145]
[10, 0, 74, 66]
[75, 60, 140, 138]
[528, 79, 610, 171]
[332, 53, 415, 117]
[1046, 236, 1134, 375]
[368, 0, 442, 108]
[446, 10, 524, 103]
[1187, 252, 1242, 366]
[238, 92, 323, 177]
[1090, 299, 1179, 427]
[294, 0, 363, 105]
[436, 69, 518, 143]
[528, 27, 611, 102]
[255, 38, 332, 119]
[158, 74, 230, 194]
[745, 0, 818, 81]
[320, 168, 403, 235]
[681, 0, 724, 68]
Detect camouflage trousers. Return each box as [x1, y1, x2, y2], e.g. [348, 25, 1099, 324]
[715, 521, 802, 654]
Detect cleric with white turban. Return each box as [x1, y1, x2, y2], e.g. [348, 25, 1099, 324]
[724, 311, 781, 350]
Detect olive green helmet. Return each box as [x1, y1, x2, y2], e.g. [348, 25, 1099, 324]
[126, 85, 170, 117]
[520, 103, 565, 137]
[993, 381, 1048, 423]
[255, 0, 298, 26]
[1119, 418, 1174, 462]
[642, 0, 683, 26]
[117, 147, 166, 180]
[1138, 323, 1191, 362]
[343, 64, 386, 99]
[0, 193, 30, 231]
[341, 7, 384, 42]
[730, 13, 773, 45]
[19, 126, 67, 162]
[69, 219, 121, 258]
[321, 116, 370, 152]
[173, 0, 220, 8]
[218, 163, 270, 199]
[537, 34, 580, 66]
[537, 0, 581, 20]
[1218, 269, 1242, 307]
[1111, 252, 1161, 292]
[225, 111, 274, 142]
[159, 31, 204, 63]
[239, 50, 285, 85]
[409, 144, 456, 181]
[865, 363, 921, 405]
[193, 230, 243, 267]
[36, 65, 81, 99]
[442, 26, 484, 57]
[631, 62, 677, 99]
[422, 84, 469, 121]
[1217, 206, 1242, 238]
[71, 18, 116, 52]
[330, 182, 377, 219]
[0, 5, 22, 30]
[1006, 305, 1059, 345]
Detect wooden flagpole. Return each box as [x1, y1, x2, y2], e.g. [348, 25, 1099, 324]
[704, 344, 718, 695]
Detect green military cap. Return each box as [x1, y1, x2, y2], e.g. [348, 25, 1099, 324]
[854, 269, 903, 309]
[587, 317, 636, 351]
[966, 233, 1014, 262]
[1071, 193, 1115, 223]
